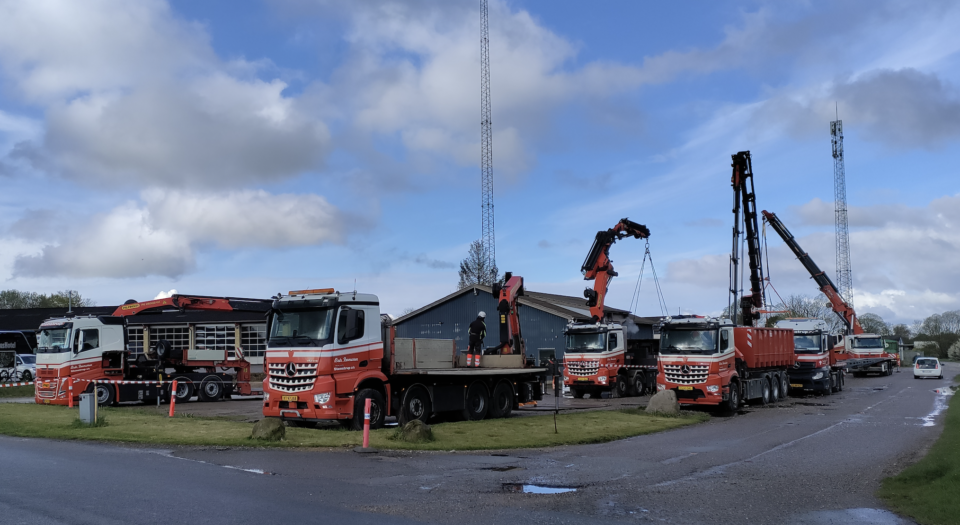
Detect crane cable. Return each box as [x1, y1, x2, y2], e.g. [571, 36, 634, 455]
[628, 240, 669, 317]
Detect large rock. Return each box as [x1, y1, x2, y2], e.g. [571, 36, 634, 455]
[645, 390, 680, 416]
[251, 418, 285, 441]
[394, 420, 434, 443]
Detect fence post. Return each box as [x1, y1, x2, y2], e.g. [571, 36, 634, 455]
[67, 378, 74, 408]
[362, 397, 372, 448]
[169, 380, 178, 417]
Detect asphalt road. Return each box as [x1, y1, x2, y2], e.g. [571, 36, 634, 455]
[1, 363, 956, 525]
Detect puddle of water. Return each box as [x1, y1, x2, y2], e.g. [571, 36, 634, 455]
[485, 466, 522, 472]
[502, 483, 577, 494]
[921, 387, 956, 427]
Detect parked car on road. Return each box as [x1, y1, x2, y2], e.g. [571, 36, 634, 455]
[1, 351, 36, 382]
[913, 357, 943, 380]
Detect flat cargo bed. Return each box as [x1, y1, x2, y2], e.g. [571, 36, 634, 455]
[391, 367, 547, 376]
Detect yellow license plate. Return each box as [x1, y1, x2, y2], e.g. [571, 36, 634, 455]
[790, 384, 802, 388]
[678, 386, 693, 391]
[42, 383, 51, 388]
[577, 377, 590, 381]
[281, 395, 298, 402]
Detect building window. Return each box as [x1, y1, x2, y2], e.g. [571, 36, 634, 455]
[240, 324, 267, 358]
[127, 327, 144, 355]
[151, 326, 189, 353]
[195, 324, 236, 358]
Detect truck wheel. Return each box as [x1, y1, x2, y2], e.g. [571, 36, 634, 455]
[885, 364, 893, 376]
[462, 381, 490, 421]
[489, 381, 514, 419]
[94, 383, 116, 406]
[198, 376, 224, 402]
[837, 371, 844, 391]
[758, 377, 771, 405]
[770, 374, 781, 403]
[780, 374, 789, 399]
[399, 385, 432, 425]
[722, 380, 740, 415]
[572, 387, 585, 399]
[173, 378, 195, 403]
[632, 373, 645, 396]
[352, 389, 386, 430]
[615, 374, 628, 398]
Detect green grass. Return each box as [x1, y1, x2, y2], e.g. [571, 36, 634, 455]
[0, 403, 707, 450]
[878, 387, 960, 525]
[0, 385, 34, 398]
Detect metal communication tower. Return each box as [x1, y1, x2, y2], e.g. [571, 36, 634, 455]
[479, 0, 496, 272]
[831, 118, 854, 306]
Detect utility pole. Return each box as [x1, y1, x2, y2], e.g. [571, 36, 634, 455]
[479, 0, 496, 275]
[831, 112, 854, 307]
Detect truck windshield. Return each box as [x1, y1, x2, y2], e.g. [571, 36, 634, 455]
[852, 337, 883, 349]
[269, 308, 334, 346]
[660, 329, 718, 355]
[565, 333, 606, 353]
[38, 327, 72, 353]
[793, 334, 822, 354]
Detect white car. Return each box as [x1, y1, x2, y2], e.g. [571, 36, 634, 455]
[913, 357, 943, 379]
[0, 352, 35, 382]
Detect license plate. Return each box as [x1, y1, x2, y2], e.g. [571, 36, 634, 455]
[42, 383, 51, 388]
[678, 386, 693, 391]
[577, 377, 590, 381]
[790, 384, 802, 388]
[281, 395, 298, 402]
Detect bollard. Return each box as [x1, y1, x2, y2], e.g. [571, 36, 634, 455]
[169, 380, 178, 417]
[362, 397, 372, 448]
[68, 378, 74, 408]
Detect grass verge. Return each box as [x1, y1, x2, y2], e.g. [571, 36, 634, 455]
[878, 387, 960, 525]
[0, 403, 707, 450]
[0, 385, 34, 398]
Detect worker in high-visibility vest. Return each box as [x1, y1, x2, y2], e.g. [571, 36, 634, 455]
[467, 312, 486, 368]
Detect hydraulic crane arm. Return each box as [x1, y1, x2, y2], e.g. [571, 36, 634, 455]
[581, 218, 651, 322]
[761, 210, 863, 335]
[491, 272, 524, 355]
[112, 295, 270, 317]
[730, 151, 766, 326]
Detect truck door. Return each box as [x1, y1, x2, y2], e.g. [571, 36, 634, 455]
[331, 305, 381, 394]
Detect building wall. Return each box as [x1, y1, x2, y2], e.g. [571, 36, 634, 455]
[393, 291, 569, 361]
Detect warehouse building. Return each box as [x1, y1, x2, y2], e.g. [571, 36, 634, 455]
[392, 284, 659, 365]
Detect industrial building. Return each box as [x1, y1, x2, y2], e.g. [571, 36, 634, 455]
[392, 284, 659, 365]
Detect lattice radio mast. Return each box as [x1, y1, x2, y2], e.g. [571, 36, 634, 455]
[831, 111, 854, 306]
[479, 0, 496, 273]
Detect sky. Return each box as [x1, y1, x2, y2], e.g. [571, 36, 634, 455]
[0, 0, 958, 325]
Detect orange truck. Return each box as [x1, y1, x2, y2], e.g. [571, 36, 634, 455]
[657, 316, 794, 413]
[261, 285, 546, 430]
[34, 295, 270, 406]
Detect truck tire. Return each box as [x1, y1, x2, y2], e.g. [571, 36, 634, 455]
[722, 380, 740, 415]
[94, 383, 116, 406]
[173, 378, 195, 403]
[779, 374, 789, 399]
[837, 371, 844, 391]
[489, 381, 514, 419]
[351, 389, 386, 431]
[632, 373, 645, 396]
[758, 377, 771, 405]
[615, 374, 628, 398]
[885, 363, 893, 376]
[462, 381, 490, 421]
[399, 385, 432, 425]
[572, 387, 585, 399]
[770, 374, 781, 403]
[198, 376, 224, 402]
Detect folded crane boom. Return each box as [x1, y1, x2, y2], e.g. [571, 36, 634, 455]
[730, 151, 766, 326]
[581, 218, 651, 323]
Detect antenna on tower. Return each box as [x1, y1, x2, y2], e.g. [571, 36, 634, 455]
[831, 107, 854, 307]
[479, 0, 496, 277]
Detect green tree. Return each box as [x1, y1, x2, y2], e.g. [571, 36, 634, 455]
[858, 313, 891, 336]
[457, 240, 500, 289]
[0, 289, 95, 309]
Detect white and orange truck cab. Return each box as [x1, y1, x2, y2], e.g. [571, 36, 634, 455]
[839, 333, 900, 376]
[262, 289, 546, 430]
[657, 316, 793, 412]
[562, 321, 657, 399]
[776, 318, 845, 394]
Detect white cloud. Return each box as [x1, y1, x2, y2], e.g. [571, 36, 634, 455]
[154, 289, 178, 300]
[10, 189, 352, 278]
[0, 0, 330, 187]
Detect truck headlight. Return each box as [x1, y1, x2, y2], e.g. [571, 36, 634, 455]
[314, 392, 331, 404]
[706, 385, 719, 393]
[263, 392, 269, 402]
[812, 372, 824, 380]
[598, 376, 607, 384]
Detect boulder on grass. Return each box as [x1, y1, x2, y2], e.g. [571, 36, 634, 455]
[395, 420, 434, 443]
[251, 418, 285, 441]
[645, 390, 680, 416]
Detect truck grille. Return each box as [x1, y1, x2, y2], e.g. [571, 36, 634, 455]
[267, 362, 318, 393]
[566, 361, 600, 377]
[36, 378, 57, 398]
[793, 361, 816, 370]
[663, 364, 709, 385]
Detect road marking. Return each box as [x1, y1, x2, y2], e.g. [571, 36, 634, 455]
[144, 449, 275, 475]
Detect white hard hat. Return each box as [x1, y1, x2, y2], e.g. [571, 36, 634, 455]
[478, 311, 486, 318]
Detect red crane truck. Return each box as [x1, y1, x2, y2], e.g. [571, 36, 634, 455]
[34, 295, 271, 406]
[762, 209, 899, 378]
[261, 280, 546, 430]
[562, 218, 658, 399]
